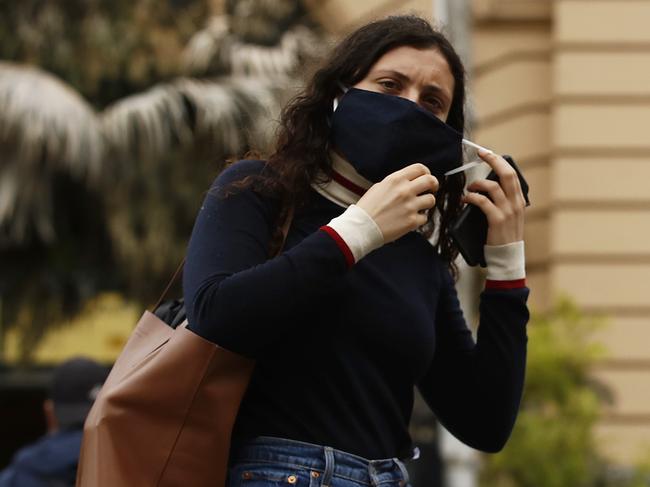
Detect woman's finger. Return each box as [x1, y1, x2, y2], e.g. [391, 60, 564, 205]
[413, 211, 429, 228]
[392, 162, 431, 182]
[462, 191, 501, 222]
[478, 150, 522, 201]
[466, 179, 508, 209]
[414, 192, 436, 211]
[410, 173, 439, 195]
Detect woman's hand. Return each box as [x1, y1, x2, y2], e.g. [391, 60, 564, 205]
[463, 149, 526, 245]
[356, 163, 439, 243]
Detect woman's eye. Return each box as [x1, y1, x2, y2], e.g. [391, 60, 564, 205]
[378, 80, 399, 91]
[424, 99, 443, 112]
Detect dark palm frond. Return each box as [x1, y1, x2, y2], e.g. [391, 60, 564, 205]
[1, 72, 291, 356]
[180, 16, 231, 76]
[99, 76, 289, 301]
[182, 20, 324, 78]
[226, 0, 304, 45]
[0, 0, 326, 360]
[0, 62, 104, 244]
[100, 83, 193, 163]
[0, 165, 56, 245]
[175, 76, 288, 152]
[100, 76, 287, 166]
[229, 25, 323, 77]
[0, 62, 104, 178]
[225, 76, 292, 150]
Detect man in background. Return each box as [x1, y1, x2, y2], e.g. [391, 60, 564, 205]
[0, 357, 108, 487]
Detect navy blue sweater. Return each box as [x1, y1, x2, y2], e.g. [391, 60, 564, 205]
[183, 160, 529, 459]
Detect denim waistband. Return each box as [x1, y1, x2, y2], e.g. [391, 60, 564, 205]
[231, 436, 410, 486]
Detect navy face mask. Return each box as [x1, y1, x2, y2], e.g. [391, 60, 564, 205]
[329, 87, 463, 182]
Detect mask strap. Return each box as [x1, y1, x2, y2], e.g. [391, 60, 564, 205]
[333, 82, 349, 112]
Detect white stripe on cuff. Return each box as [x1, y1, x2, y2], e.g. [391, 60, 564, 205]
[485, 241, 526, 281]
[326, 205, 384, 263]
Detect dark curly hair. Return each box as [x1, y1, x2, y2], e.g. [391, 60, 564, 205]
[242, 15, 467, 273]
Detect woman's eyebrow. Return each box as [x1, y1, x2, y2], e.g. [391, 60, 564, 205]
[372, 69, 410, 82]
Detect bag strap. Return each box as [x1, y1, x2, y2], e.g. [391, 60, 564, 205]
[152, 203, 295, 311]
[152, 258, 186, 311]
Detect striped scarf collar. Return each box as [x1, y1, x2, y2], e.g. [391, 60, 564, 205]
[312, 152, 372, 208]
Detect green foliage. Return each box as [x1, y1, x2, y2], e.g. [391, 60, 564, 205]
[480, 297, 609, 487]
[604, 452, 650, 487]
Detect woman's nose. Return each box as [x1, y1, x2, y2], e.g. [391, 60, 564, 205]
[400, 88, 420, 105]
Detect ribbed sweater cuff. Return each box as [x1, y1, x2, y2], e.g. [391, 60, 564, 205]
[485, 241, 526, 289]
[320, 205, 384, 267]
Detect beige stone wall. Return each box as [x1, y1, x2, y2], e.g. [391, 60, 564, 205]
[473, 0, 650, 465]
[552, 0, 650, 464]
[471, 12, 553, 309]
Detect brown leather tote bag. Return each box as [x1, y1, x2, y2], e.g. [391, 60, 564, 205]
[76, 205, 294, 487]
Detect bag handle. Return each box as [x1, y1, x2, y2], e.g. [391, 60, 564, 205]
[152, 203, 295, 311]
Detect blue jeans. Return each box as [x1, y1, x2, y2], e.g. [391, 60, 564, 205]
[227, 436, 412, 487]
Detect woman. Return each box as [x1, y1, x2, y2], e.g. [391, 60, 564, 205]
[183, 15, 529, 487]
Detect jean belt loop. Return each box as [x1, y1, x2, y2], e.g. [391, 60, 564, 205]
[367, 462, 379, 487]
[321, 446, 335, 487]
[394, 457, 410, 486]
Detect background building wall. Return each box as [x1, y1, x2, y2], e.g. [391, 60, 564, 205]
[472, 0, 650, 465]
[551, 0, 650, 464]
[471, 1, 552, 312]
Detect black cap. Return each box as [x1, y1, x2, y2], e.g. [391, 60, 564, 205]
[51, 357, 109, 429]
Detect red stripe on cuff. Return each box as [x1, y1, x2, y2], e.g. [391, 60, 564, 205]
[320, 225, 355, 268]
[485, 278, 527, 290]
